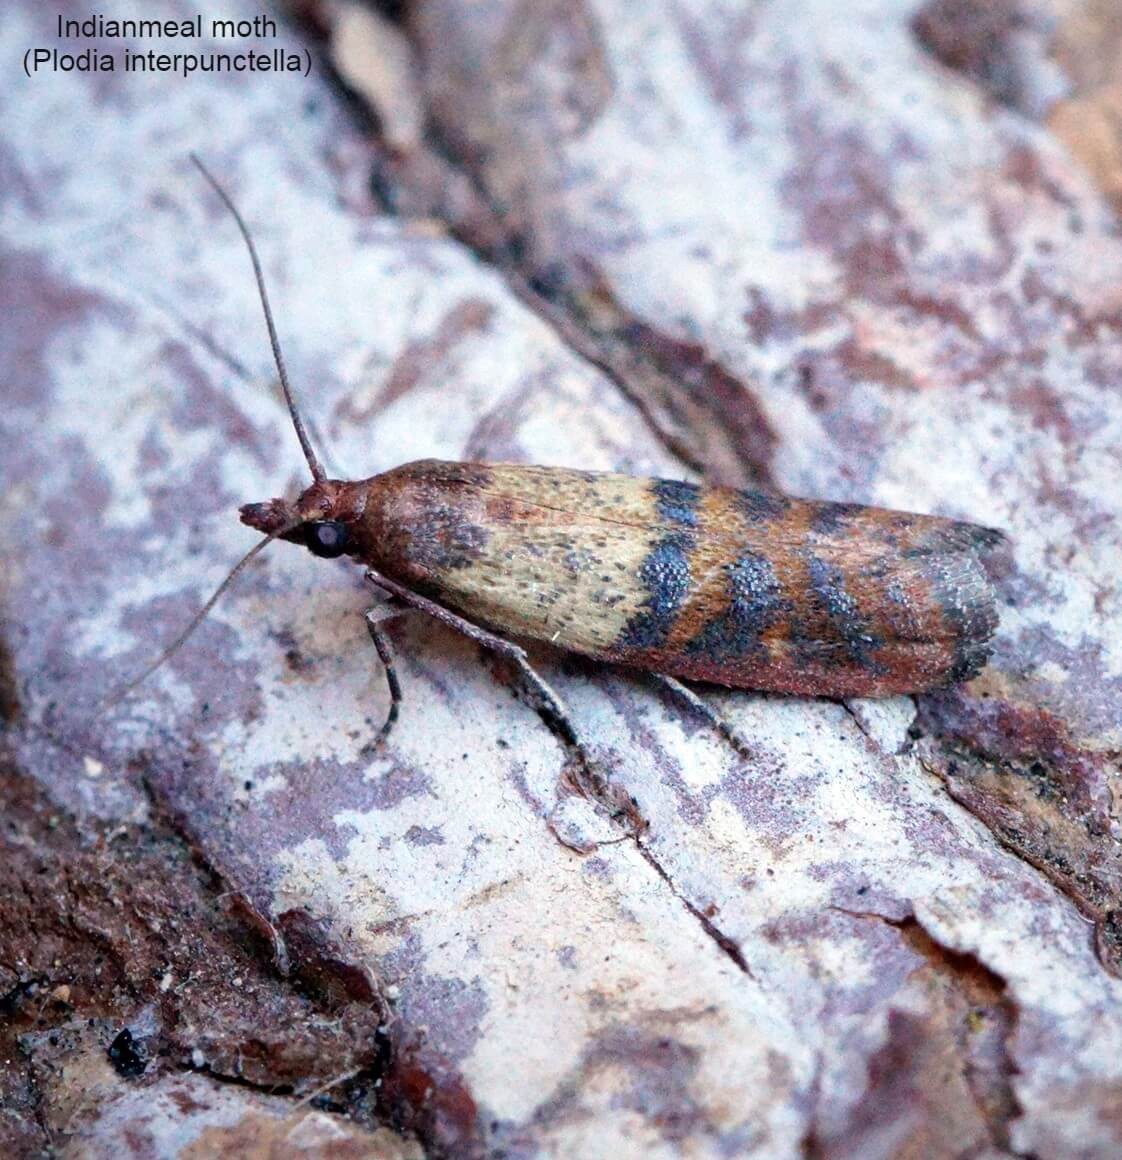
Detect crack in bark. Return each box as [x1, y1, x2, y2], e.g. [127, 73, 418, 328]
[823, 907, 1026, 1156]
[860, 702, 1117, 979]
[175, 1056, 381, 1117]
[487, 652, 759, 975]
[137, 772, 486, 1157]
[434, 177, 773, 487]
[137, 774, 294, 977]
[637, 840, 755, 978]
[488, 649, 757, 974]
[915, 740, 1122, 978]
[181, 1060, 297, 1099]
[838, 699, 874, 745]
[0, 751, 418, 1152]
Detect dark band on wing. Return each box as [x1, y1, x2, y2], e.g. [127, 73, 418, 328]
[617, 532, 694, 650]
[737, 490, 790, 523]
[685, 550, 790, 661]
[652, 478, 702, 528]
[807, 556, 886, 671]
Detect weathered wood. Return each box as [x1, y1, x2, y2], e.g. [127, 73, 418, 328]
[3, 0, 1122, 1156]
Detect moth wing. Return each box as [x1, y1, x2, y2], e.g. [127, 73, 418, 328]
[377, 462, 1003, 696]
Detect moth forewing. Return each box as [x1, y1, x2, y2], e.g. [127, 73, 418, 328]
[301, 460, 1004, 701]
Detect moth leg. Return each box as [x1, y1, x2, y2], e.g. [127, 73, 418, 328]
[363, 569, 585, 759]
[502, 649, 583, 751]
[650, 673, 755, 761]
[365, 570, 522, 654]
[364, 605, 406, 747]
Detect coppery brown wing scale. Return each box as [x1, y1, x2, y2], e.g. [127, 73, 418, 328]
[336, 461, 1003, 698]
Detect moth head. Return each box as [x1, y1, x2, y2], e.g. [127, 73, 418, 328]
[239, 479, 364, 560]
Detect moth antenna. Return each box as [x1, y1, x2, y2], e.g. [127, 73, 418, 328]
[190, 153, 326, 483]
[102, 523, 299, 711]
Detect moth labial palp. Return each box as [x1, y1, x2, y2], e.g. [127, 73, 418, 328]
[118, 155, 1008, 767]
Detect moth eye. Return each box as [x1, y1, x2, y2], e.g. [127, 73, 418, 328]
[306, 520, 349, 559]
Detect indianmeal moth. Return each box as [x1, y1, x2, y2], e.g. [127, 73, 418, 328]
[125, 157, 1006, 748]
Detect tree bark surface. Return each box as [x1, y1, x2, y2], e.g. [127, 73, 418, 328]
[3, 1, 1121, 1157]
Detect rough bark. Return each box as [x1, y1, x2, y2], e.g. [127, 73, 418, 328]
[3, 0, 1122, 1156]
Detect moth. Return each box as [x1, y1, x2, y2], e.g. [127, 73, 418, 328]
[127, 157, 1005, 750]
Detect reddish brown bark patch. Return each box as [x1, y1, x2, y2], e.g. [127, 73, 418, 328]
[916, 693, 1122, 974]
[381, 1041, 484, 1159]
[807, 915, 1020, 1157]
[0, 755, 398, 1148]
[912, 0, 1033, 106]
